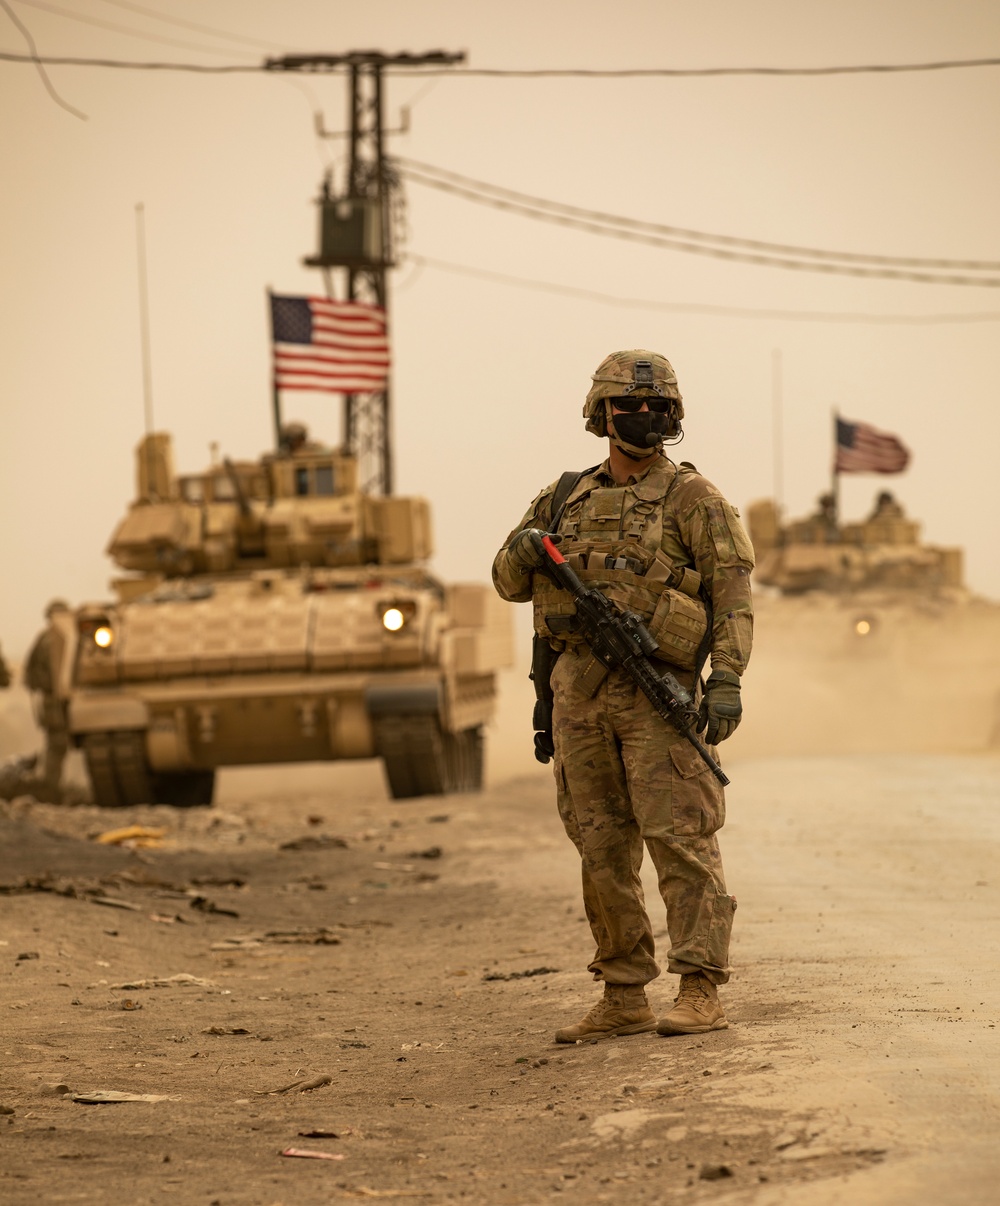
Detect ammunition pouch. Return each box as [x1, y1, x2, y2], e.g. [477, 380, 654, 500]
[532, 541, 707, 670]
[645, 588, 709, 670]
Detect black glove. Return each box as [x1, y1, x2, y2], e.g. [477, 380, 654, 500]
[507, 528, 560, 574]
[698, 669, 742, 744]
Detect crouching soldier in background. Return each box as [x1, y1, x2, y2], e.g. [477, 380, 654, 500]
[493, 350, 753, 1042]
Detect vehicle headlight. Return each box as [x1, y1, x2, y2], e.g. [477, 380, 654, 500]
[94, 626, 114, 648]
[382, 607, 405, 632]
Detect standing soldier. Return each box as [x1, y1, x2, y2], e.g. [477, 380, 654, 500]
[24, 600, 72, 791]
[493, 350, 753, 1042]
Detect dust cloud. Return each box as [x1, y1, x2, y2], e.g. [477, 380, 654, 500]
[736, 592, 1000, 757]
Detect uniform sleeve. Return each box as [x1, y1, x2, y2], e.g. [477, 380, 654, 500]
[491, 485, 556, 603]
[682, 493, 755, 677]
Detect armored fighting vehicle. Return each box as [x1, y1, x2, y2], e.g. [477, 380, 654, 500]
[64, 431, 512, 806]
[734, 490, 1000, 756]
[747, 490, 963, 596]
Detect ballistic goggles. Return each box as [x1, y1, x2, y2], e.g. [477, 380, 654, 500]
[608, 395, 674, 414]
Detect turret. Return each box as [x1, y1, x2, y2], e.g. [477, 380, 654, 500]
[106, 430, 432, 596]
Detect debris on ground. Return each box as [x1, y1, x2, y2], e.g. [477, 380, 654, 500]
[210, 928, 341, 949]
[280, 1147, 345, 1160]
[256, 1074, 333, 1095]
[699, 1163, 734, 1180]
[189, 894, 240, 917]
[94, 825, 168, 849]
[279, 834, 349, 851]
[298, 1128, 361, 1139]
[482, 967, 560, 982]
[91, 896, 142, 911]
[1, 875, 88, 898]
[109, 973, 218, 991]
[72, 1091, 180, 1104]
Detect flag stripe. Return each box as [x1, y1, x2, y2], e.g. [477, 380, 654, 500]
[273, 379, 382, 395]
[276, 368, 390, 385]
[835, 418, 910, 473]
[275, 347, 390, 367]
[304, 332, 391, 350]
[270, 292, 390, 395]
[308, 297, 384, 316]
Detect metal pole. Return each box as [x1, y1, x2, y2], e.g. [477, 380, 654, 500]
[831, 407, 841, 525]
[771, 348, 783, 515]
[135, 203, 154, 436]
[265, 290, 282, 450]
[374, 62, 392, 495]
[343, 62, 361, 459]
[289, 51, 464, 495]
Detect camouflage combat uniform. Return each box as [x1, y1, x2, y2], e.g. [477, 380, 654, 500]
[493, 455, 753, 988]
[24, 626, 69, 787]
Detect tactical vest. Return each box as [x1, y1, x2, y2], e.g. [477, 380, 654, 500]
[532, 462, 708, 671]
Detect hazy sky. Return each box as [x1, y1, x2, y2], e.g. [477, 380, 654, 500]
[2, 0, 999, 656]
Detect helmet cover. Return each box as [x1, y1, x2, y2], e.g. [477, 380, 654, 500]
[583, 350, 684, 439]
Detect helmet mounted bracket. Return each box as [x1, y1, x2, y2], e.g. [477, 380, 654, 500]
[620, 360, 665, 397]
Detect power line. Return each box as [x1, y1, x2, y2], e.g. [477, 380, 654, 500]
[398, 157, 1000, 272]
[13, 0, 259, 58]
[0, 0, 85, 118]
[0, 50, 258, 70]
[2, 50, 1000, 76]
[401, 167, 1000, 287]
[409, 253, 1000, 324]
[382, 58, 1000, 77]
[99, 0, 285, 53]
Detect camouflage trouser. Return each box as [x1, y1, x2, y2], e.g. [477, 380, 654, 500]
[551, 647, 736, 987]
[39, 697, 68, 787]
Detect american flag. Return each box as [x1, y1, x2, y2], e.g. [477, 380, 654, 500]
[835, 417, 910, 474]
[269, 293, 390, 394]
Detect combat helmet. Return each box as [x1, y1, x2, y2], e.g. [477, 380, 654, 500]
[583, 350, 684, 446]
[279, 421, 309, 453]
[44, 598, 70, 619]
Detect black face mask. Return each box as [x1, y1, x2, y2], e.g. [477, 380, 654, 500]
[611, 410, 671, 456]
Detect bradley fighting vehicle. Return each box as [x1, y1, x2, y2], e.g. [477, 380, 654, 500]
[746, 489, 963, 595]
[57, 50, 515, 806]
[64, 430, 512, 806]
[733, 489, 1000, 756]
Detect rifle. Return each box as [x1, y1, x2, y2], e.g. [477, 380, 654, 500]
[534, 532, 730, 787]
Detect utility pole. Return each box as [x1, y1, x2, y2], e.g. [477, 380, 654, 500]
[267, 51, 464, 495]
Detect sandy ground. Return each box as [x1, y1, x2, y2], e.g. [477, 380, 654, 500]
[2, 740, 999, 1206]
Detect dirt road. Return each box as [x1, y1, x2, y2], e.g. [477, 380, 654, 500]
[2, 751, 998, 1205]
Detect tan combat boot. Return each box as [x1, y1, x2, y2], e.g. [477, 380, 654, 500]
[656, 973, 728, 1035]
[554, 984, 656, 1043]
